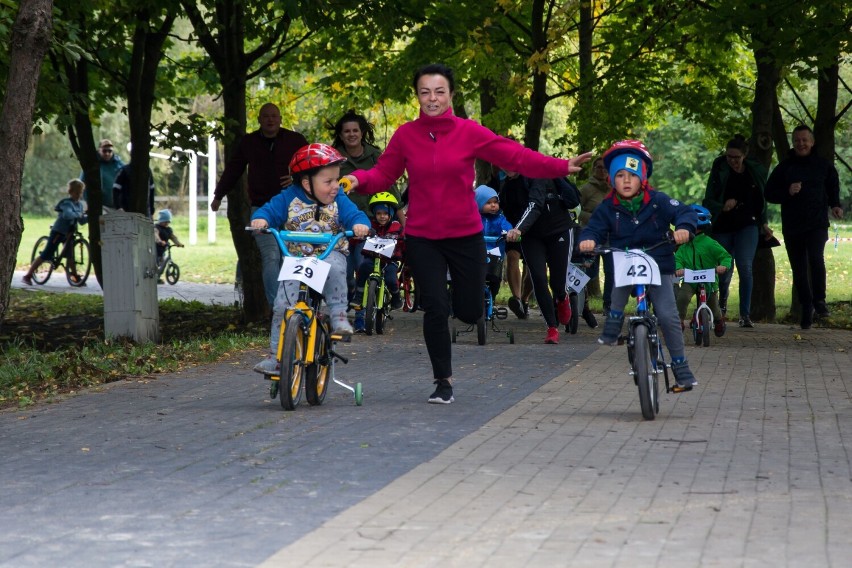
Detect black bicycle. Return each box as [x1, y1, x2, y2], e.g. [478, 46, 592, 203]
[30, 225, 91, 287]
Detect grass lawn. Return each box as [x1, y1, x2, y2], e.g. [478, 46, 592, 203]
[18, 214, 239, 284]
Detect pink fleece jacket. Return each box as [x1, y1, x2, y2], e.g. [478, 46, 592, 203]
[352, 109, 571, 239]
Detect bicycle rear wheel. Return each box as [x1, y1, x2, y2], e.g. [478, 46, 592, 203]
[305, 324, 330, 406]
[633, 324, 657, 420]
[66, 236, 91, 287]
[365, 279, 378, 336]
[280, 316, 306, 410]
[30, 236, 53, 284]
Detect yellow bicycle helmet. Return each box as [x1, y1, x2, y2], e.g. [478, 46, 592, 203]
[368, 192, 399, 217]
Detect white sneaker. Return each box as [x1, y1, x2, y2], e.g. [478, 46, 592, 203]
[253, 355, 279, 375]
[331, 317, 354, 336]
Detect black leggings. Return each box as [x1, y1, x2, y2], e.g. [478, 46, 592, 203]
[406, 234, 486, 380]
[521, 230, 572, 328]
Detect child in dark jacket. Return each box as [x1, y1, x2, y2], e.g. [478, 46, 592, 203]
[475, 185, 513, 300]
[353, 192, 404, 333]
[579, 140, 699, 390]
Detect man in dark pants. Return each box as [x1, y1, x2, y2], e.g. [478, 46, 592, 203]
[211, 103, 308, 307]
[764, 125, 844, 329]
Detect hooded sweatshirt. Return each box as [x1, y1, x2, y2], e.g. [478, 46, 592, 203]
[351, 108, 571, 239]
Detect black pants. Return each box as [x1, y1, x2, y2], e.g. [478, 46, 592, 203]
[406, 234, 485, 380]
[784, 227, 828, 312]
[521, 230, 572, 328]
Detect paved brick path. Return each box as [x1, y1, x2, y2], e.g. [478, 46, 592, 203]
[1, 306, 850, 567]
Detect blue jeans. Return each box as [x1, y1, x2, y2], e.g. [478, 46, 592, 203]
[714, 225, 758, 319]
[251, 206, 284, 307]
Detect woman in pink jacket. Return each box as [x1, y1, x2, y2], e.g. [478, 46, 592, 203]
[344, 63, 591, 405]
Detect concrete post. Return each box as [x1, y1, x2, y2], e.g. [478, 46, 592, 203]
[100, 212, 160, 343]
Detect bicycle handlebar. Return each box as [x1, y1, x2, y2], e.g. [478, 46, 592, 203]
[589, 231, 677, 256]
[245, 227, 354, 260]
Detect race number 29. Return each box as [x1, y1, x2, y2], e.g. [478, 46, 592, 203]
[279, 256, 331, 292]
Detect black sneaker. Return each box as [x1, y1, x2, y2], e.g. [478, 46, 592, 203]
[738, 316, 754, 328]
[390, 292, 403, 310]
[801, 307, 814, 330]
[427, 379, 454, 404]
[508, 296, 525, 319]
[523, 302, 530, 318]
[814, 301, 830, 318]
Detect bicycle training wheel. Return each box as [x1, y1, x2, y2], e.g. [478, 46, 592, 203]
[700, 310, 711, 347]
[66, 236, 91, 287]
[633, 324, 658, 421]
[305, 324, 330, 406]
[30, 236, 53, 284]
[365, 279, 378, 336]
[280, 316, 306, 410]
[165, 261, 180, 285]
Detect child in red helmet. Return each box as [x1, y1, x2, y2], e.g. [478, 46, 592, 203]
[250, 143, 370, 375]
[578, 140, 700, 390]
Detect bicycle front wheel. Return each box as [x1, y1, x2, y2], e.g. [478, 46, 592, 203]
[305, 324, 330, 406]
[280, 316, 307, 410]
[365, 279, 378, 336]
[66, 236, 91, 287]
[30, 236, 53, 284]
[699, 309, 711, 347]
[568, 292, 580, 334]
[165, 261, 180, 285]
[633, 324, 657, 420]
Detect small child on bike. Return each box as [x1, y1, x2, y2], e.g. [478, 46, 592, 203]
[578, 140, 699, 390]
[475, 185, 513, 300]
[353, 192, 405, 333]
[250, 143, 370, 374]
[675, 205, 731, 337]
[154, 209, 184, 272]
[21, 179, 88, 286]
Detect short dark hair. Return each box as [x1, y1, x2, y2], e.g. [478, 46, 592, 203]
[412, 63, 455, 94]
[726, 134, 748, 153]
[792, 124, 814, 136]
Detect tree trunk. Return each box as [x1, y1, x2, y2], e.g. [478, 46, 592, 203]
[0, 0, 53, 327]
[747, 46, 780, 322]
[524, 0, 547, 151]
[576, 0, 594, 154]
[813, 58, 839, 162]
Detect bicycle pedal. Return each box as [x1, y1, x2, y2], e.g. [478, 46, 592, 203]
[330, 333, 351, 343]
[671, 385, 693, 393]
[494, 307, 509, 320]
[617, 336, 626, 346]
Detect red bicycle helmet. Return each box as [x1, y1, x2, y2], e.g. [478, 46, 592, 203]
[289, 143, 346, 177]
[602, 139, 653, 182]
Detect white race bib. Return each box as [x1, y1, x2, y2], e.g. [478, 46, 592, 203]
[566, 263, 591, 293]
[683, 268, 715, 284]
[363, 236, 396, 258]
[612, 249, 661, 287]
[279, 256, 331, 292]
[487, 245, 502, 257]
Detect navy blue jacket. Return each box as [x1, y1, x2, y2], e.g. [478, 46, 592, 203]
[579, 188, 697, 274]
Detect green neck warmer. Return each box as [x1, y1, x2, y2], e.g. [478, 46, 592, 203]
[617, 192, 644, 214]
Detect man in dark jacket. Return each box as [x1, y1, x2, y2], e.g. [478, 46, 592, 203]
[764, 125, 843, 329]
[211, 103, 308, 306]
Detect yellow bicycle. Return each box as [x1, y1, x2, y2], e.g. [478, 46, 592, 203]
[251, 227, 363, 410]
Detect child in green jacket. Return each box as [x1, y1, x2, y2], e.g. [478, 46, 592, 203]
[675, 205, 733, 337]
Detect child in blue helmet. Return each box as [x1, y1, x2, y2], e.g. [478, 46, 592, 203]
[154, 209, 184, 274]
[675, 205, 732, 337]
[578, 140, 699, 390]
[353, 192, 405, 332]
[475, 185, 513, 299]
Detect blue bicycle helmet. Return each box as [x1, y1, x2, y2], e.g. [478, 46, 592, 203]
[691, 204, 712, 227]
